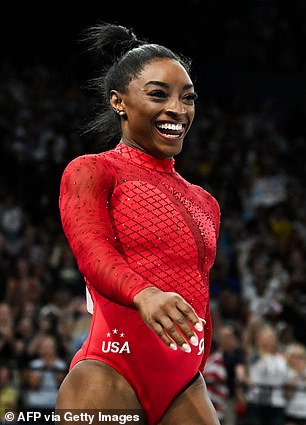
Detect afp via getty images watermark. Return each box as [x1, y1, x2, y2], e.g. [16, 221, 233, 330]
[4, 409, 146, 424]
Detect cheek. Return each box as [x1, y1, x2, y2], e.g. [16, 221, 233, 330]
[126, 110, 155, 141]
[189, 107, 196, 122]
[127, 103, 156, 129]
[185, 110, 195, 133]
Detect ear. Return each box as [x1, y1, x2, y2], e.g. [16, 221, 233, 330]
[110, 90, 127, 119]
[110, 90, 123, 111]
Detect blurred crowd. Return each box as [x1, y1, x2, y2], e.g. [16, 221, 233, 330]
[0, 2, 306, 423]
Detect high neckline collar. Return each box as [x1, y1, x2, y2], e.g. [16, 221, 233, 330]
[114, 143, 175, 173]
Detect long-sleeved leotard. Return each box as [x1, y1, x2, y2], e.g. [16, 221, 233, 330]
[59, 143, 220, 425]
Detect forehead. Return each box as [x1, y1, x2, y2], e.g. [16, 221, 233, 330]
[132, 58, 193, 87]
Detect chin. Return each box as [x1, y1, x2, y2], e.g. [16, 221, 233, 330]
[165, 146, 183, 159]
[157, 141, 183, 159]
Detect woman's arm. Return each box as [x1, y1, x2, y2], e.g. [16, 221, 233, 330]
[59, 155, 154, 307]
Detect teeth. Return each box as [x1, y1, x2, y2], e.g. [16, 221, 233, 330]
[157, 123, 183, 131]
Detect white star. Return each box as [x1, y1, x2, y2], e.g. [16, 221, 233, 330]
[112, 328, 118, 334]
[120, 333, 125, 338]
[106, 332, 111, 338]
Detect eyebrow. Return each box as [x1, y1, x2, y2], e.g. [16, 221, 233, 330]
[144, 81, 194, 90]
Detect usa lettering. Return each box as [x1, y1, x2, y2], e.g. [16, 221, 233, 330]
[102, 340, 131, 354]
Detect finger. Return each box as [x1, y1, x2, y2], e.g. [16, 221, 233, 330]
[158, 317, 192, 353]
[169, 313, 199, 347]
[149, 321, 178, 351]
[176, 299, 204, 332]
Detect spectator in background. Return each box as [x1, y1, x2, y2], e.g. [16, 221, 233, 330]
[280, 284, 306, 346]
[49, 234, 83, 297]
[0, 196, 24, 258]
[0, 364, 18, 423]
[0, 233, 10, 301]
[244, 323, 288, 425]
[218, 325, 246, 425]
[204, 324, 247, 425]
[26, 306, 68, 362]
[203, 341, 229, 424]
[4, 258, 41, 318]
[14, 315, 36, 368]
[284, 343, 306, 425]
[22, 335, 66, 412]
[0, 303, 15, 361]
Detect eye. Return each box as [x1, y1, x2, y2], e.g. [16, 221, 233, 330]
[184, 92, 198, 103]
[148, 90, 168, 99]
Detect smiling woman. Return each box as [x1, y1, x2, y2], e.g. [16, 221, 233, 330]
[112, 58, 196, 159]
[56, 22, 221, 425]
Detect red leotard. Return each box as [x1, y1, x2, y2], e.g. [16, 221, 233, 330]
[59, 144, 220, 425]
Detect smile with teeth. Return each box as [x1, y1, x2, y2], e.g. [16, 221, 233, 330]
[155, 122, 185, 138]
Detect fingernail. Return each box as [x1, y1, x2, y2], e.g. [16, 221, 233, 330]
[182, 343, 191, 353]
[190, 335, 198, 346]
[195, 322, 203, 332]
[170, 343, 177, 351]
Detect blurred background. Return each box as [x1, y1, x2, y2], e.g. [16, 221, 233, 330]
[0, 1, 306, 424]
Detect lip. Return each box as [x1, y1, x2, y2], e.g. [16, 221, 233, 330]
[154, 120, 187, 141]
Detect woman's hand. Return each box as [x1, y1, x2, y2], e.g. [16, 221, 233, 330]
[133, 287, 203, 352]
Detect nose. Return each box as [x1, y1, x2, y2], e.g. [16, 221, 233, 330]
[165, 97, 187, 117]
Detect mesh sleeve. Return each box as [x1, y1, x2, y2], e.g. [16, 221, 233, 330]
[59, 155, 154, 307]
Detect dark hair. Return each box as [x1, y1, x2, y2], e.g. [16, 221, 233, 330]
[81, 22, 192, 146]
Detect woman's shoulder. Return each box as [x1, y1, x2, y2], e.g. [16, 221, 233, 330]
[63, 150, 113, 169]
[190, 183, 220, 212]
[59, 151, 119, 194]
[62, 150, 117, 178]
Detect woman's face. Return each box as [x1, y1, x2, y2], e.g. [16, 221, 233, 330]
[117, 58, 197, 159]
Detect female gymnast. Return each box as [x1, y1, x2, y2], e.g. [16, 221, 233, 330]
[56, 22, 221, 425]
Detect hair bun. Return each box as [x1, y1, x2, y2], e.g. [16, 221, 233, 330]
[81, 22, 144, 65]
[112, 38, 144, 59]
